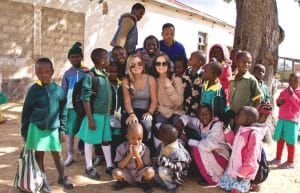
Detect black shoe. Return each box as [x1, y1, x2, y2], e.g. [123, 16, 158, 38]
[111, 181, 129, 191]
[105, 167, 114, 175]
[138, 182, 153, 193]
[85, 167, 100, 180]
[166, 187, 177, 193]
[58, 176, 74, 189]
[197, 175, 208, 186]
[41, 174, 52, 193]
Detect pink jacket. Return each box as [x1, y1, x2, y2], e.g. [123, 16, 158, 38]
[277, 88, 300, 123]
[226, 125, 263, 180]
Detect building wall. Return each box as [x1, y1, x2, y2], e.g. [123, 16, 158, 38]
[0, 0, 84, 99]
[11, 0, 234, 65]
[2, 0, 234, 99]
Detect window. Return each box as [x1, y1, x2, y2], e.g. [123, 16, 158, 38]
[198, 31, 207, 54]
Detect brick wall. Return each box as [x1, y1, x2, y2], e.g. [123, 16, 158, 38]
[41, 7, 85, 79]
[0, 0, 85, 100]
[0, 0, 34, 79]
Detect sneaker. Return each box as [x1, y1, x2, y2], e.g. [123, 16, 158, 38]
[111, 181, 129, 191]
[197, 174, 208, 186]
[85, 167, 100, 180]
[41, 174, 52, 193]
[58, 176, 74, 189]
[64, 157, 74, 167]
[138, 182, 153, 193]
[105, 167, 114, 175]
[93, 156, 104, 166]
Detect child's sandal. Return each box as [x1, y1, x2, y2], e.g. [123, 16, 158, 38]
[0, 118, 7, 125]
[278, 161, 295, 169]
[267, 158, 281, 166]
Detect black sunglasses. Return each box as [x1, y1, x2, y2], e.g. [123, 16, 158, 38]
[155, 61, 168, 66]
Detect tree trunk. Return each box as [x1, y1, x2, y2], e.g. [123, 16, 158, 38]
[234, 0, 280, 87]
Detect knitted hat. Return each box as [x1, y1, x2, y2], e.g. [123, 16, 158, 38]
[259, 103, 272, 115]
[68, 42, 83, 57]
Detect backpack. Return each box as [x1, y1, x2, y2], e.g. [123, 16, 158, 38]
[247, 130, 269, 184]
[72, 70, 99, 120]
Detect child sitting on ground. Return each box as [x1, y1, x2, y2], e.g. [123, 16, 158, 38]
[219, 106, 264, 193]
[155, 124, 191, 193]
[176, 104, 231, 186]
[112, 123, 154, 193]
[249, 103, 272, 192]
[268, 72, 300, 169]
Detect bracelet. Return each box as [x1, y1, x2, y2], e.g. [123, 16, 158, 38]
[128, 112, 135, 116]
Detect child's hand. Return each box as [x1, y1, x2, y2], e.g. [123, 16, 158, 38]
[236, 176, 244, 182]
[277, 98, 284, 106]
[132, 145, 140, 158]
[128, 145, 134, 157]
[288, 86, 293, 95]
[88, 118, 96, 130]
[59, 132, 65, 143]
[179, 132, 188, 143]
[175, 120, 184, 131]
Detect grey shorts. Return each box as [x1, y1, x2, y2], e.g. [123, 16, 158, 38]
[113, 166, 153, 184]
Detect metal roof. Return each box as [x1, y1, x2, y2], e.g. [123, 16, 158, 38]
[147, 0, 234, 29]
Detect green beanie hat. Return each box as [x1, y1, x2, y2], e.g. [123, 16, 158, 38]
[68, 42, 83, 57]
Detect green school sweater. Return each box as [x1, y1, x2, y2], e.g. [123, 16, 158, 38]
[21, 81, 67, 137]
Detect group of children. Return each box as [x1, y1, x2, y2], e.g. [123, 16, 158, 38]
[19, 27, 300, 193]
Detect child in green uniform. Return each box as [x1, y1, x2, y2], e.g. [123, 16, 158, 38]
[77, 48, 114, 179]
[21, 58, 73, 193]
[62, 42, 89, 166]
[252, 64, 271, 104]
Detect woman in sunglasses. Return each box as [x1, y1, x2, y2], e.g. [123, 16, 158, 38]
[122, 54, 158, 143]
[151, 53, 185, 149]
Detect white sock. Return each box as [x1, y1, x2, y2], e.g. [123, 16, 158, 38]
[153, 136, 161, 149]
[102, 145, 113, 168]
[84, 143, 93, 169]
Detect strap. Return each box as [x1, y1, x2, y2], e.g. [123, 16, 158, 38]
[208, 120, 218, 131]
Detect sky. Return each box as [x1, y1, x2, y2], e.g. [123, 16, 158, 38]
[177, 0, 300, 59]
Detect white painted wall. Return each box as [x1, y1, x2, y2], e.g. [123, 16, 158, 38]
[12, 0, 234, 65]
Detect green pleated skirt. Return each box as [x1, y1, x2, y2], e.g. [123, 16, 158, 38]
[77, 113, 112, 144]
[25, 123, 61, 151]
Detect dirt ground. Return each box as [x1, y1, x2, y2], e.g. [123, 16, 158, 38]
[0, 101, 300, 193]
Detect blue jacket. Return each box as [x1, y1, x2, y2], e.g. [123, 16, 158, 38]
[61, 66, 89, 109]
